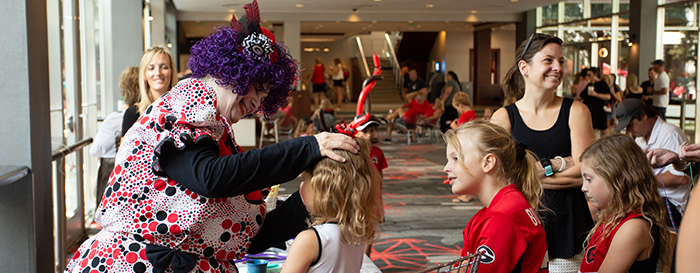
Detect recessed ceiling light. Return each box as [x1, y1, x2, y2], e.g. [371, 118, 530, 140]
[374, 0, 381, 1]
[228, 9, 236, 13]
[295, 4, 303, 8]
[511, 0, 519, 2]
[426, 4, 434, 8]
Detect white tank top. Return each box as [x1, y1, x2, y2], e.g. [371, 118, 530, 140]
[307, 223, 365, 273]
[332, 64, 344, 80]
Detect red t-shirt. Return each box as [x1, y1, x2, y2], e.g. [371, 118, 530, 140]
[462, 184, 548, 273]
[579, 211, 644, 273]
[312, 64, 325, 84]
[403, 99, 434, 124]
[279, 105, 294, 127]
[370, 145, 388, 172]
[457, 110, 478, 126]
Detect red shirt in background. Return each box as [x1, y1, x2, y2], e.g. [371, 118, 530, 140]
[457, 110, 477, 126]
[403, 99, 434, 124]
[312, 64, 325, 85]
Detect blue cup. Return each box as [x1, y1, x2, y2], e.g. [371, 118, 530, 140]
[247, 259, 268, 273]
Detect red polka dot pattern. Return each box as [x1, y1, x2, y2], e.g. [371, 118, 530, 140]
[65, 78, 266, 273]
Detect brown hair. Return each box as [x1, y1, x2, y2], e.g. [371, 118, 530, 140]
[137, 46, 178, 113]
[502, 34, 563, 100]
[119, 66, 140, 107]
[304, 138, 383, 245]
[580, 134, 672, 267]
[443, 120, 543, 210]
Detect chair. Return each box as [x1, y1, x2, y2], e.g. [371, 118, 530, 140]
[258, 116, 294, 149]
[417, 252, 483, 273]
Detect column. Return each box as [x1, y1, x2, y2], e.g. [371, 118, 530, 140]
[473, 28, 493, 105]
[103, 0, 143, 112]
[283, 20, 301, 64]
[0, 0, 54, 271]
[628, 0, 658, 80]
[150, 0, 166, 48]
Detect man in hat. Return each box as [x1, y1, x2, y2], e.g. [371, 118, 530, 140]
[651, 59, 670, 120]
[615, 98, 690, 224]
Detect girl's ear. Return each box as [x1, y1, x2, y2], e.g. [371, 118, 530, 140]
[482, 153, 497, 174]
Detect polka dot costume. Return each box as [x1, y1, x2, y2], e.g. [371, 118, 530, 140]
[66, 78, 266, 273]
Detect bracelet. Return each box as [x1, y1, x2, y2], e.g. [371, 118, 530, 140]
[554, 156, 565, 172]
[673, 161, 690, 172]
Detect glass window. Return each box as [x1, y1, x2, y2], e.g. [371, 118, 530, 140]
[542, 4, 559, 26]
[565, 2, 584, 22]
[591, 0, 613, 17]
[665, 2, 697, 27]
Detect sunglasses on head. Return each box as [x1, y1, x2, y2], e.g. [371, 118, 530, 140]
[519, 33, 551, 62]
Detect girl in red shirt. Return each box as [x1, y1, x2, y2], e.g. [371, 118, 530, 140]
[443, 120, 548, 272]
[579, 135, 672, 273]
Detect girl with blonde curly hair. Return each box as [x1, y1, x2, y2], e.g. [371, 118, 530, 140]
[579, 134, 671, 272]
[282, 138, 383, 273]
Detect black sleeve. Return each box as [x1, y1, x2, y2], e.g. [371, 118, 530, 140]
[416, 78, 428, 90]
[121, 105, 139, 136]
[247, 190, 310, 254]
[158, 135, 322, 198]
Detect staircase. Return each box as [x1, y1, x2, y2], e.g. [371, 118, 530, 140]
[334, 57, 404, 123]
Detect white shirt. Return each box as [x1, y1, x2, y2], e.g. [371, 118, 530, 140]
[89, 111, 124, 158]
[653, 71, 670, 108]
[332, 64, 344, 80]
[635, 118, 690, 214]
[307, 223, 365, 273]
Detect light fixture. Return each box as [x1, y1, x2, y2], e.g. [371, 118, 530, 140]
[323, 48, 330, 52]
[148, 16, 154, 21]
[167, 42, 172, 48]
[599, 47, 609, 58]
[295, 4, 303, 7]
[426, 4, 434, 8]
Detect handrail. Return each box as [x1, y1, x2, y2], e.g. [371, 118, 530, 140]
[0, 166, 30, 191]
[384, 32, 402, 88]
[51, 137, 92, 273]
[355, 36, 371, 77]
[52, 138, 93, 161]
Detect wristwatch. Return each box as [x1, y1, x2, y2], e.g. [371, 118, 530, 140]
[540, 157, 554, 177]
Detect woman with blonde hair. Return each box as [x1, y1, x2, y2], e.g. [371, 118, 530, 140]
[579, 134, 671, 272]
[282, 138, 382, 272]
[492, 33, 595, 272]
[121, 46, 178, 136]
[443, 120, 548, 272]
[624, 73, 646, 101]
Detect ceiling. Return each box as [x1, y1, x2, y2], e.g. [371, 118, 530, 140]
[174, 0, 560, 40]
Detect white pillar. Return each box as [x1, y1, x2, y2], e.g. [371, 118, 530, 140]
[149, 0, 166, 48]
[284, 20, 301, 64]
[103, 0, 143, 112]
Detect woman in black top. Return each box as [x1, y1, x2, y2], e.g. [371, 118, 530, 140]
[121, 46, 179, 136]
[492, 33, 595, 273]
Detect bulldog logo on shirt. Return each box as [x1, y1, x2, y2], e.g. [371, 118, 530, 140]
[476, 245, 495, 264]
[585, 245, 596, 264]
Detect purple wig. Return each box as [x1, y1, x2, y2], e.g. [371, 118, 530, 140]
[188, 26, 298, 117]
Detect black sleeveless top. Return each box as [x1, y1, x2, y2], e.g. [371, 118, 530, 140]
[505, 98, 594, 259]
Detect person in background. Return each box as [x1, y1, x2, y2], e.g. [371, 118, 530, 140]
[574, 68, 589, 101]
[89, 66, 139, 211]
[482, 107, 494, 121]
[293, 116, 316, 138]
[443, 120, 548, 272]
[422, 97, 444, 127]
[640, 68, 656, 106]
[604, 74, 622, 135]
[281, 138, 382, 273]
[651, 60, 670, 120]
[308, 56, 327, 107]
[614, 98, 690, 226]
[400, 60, 414, 101]
[449, 92, 476, 130]
[493, 33, 595, 273]
[624, 73, 646, 101]
[385, 76, 432, 142]
[121, 46, 178, 136]
[263, 95, 295, 138]
[352, 115, 387, 256]
[65, 1, 359, 271]
[582, 67, 611, 137]
[578, 134, 671, 273]
[311, 98, 335, 132]
[328, 57, 345, 110]
[438, 71, 463, 133]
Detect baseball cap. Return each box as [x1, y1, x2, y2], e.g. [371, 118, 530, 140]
[614, 99, 646, 131]
[651, 59, 665, 66]
[355, 115, 381, 131]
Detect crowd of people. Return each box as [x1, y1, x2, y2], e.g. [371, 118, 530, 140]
[79, 2, 698, 270]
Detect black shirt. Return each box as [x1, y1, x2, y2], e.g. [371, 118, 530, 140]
[505, 98, 594, 259]
[407, 78, 427, 93]
[157, 136, 322, 253]
[640, 80, 654, 106]
[121, 104, 140, 136]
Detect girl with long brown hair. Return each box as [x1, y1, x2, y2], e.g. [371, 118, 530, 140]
[579, 134, 671, 272]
